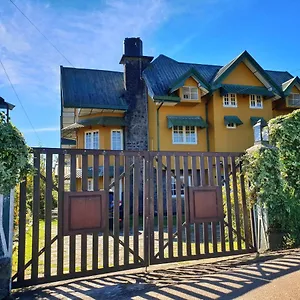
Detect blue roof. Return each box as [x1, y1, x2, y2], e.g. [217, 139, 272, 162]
[61, 67, 128, 110]
[143, 54, 297, 99]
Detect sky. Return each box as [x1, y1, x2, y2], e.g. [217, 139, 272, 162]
[1, 0, 300, 148]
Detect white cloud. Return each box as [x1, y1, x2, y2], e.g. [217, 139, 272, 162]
[21, 126, 60, 133]
[0, 0, 170, 98]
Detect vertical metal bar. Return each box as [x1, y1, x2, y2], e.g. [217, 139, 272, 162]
[143, 152, 150, 267]
[166, 155, 173, 259]
[175, 155, 182, 257]
[92, 154, 99, 271]
[201, 156, 209, 254]
[17, 178, 27, 282]
[44, 153, 53, 277]
[208, 156, 218, 253]
[216, 156, 226, 253]
[149, 154, 155, 262]
[103, 153, 110, 269]
[31, 151, 40, 280]
[231, 156, 242, 250]
[133, 155, 140, 264]
[57, 153, 64, 276]
[123, 156, 130, 265]
[81, 153, 88, 272]
[224, 155, 234, 252]
[157, 154, 164, 259]
[183, 156, 191, 257]
[69, 154, 76, 273]
[191, 156, 200, 255]
[113, 155, 120, 267]
[239, 157, 250, 250]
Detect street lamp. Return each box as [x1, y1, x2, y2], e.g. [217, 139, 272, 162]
[0, 97, 15, 122]
[253, 119, 269, 144]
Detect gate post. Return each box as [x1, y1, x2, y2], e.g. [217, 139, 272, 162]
[143, 152, 150, 269]
[0, 189, 15, 299]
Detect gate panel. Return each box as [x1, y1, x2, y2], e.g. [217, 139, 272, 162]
[149, 151, 255, 265]
[12, 149, 147, 288]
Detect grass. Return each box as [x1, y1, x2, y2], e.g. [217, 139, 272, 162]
[13, 216, 247, 280]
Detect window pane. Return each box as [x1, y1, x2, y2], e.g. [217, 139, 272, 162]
[85, 132, 92, 149]
[93, 132, 99, 149]
[111, 130, 122, 150]
[185, 126, 196, 143]
[173, 126, 184, 143]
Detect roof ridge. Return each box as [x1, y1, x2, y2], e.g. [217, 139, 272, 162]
[62, 66, 123, 74]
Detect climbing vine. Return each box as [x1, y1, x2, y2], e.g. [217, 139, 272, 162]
[242, 144, 289, 232]
[0, 113, 32, 194]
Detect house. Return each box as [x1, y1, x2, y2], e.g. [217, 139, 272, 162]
[60, 37, 300, 192]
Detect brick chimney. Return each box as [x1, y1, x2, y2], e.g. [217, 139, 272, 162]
[120, 37, 153, 151]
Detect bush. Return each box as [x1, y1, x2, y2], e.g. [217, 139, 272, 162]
[0, 113, 32, 194]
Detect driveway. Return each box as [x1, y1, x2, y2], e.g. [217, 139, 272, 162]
[13, 249, 300, 299]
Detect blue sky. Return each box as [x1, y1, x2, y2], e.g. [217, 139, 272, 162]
[1, 0, 300, 147]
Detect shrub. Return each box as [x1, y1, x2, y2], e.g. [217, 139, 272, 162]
[0, 113, 32, 194]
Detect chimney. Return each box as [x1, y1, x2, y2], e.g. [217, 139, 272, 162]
[120, 37, 153, 93]
[120, 37, 153, 151]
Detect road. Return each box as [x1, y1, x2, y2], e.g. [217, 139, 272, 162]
[14, 249, 300, 299]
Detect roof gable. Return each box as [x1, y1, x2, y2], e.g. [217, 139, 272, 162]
[212, 51, 281, 94]
[282, 76, 300, 96]
[169, 68, 210, 94]
[61, 67, 128, 110]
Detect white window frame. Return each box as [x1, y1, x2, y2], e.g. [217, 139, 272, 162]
[249, 94, 263, 109]
[172, 125, 197, 145]
[226, 123, 237, 129]
[88, 179, 94, 191]
[111, 129, 123, 150]
[286, 93, 300, 107]
[223, 93, 237, 107]
[171, 175, 192, 198]
[182, 86, 199, 100]
[84, 130, 99, 149]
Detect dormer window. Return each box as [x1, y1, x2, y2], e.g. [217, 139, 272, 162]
[287, 93, 300, 107]
[182, 87, 198, 100]
[223, 94, 237, 107]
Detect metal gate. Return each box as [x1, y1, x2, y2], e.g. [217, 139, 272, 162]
[12, 148, 255, 288]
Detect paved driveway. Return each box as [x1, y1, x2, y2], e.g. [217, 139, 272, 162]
[13, 249, 300, 299]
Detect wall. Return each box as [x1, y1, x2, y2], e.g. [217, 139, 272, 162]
[212, 62, 273, 152]
[148, 77, 208, 152]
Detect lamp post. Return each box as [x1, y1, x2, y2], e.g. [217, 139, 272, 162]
[253, 119, 269, 144]
[0, 97, 15, 122]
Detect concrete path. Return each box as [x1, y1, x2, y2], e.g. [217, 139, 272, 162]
[13, 249, 300, 299]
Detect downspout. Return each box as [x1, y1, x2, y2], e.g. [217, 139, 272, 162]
[205, 98, 210, 152]
[156, 102, 163, 151]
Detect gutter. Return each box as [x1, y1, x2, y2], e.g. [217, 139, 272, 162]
[156, 102, 163, 151]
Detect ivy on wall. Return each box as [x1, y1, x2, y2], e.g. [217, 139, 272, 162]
[242, 144, 289, 232]
[0, 113, 32, 194]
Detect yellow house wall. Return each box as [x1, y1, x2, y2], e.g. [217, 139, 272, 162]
[212, 92, 273, 152]
[148, 77, 208, 152]
[211, 62, 274, 152]
[222, 62, 264, 86]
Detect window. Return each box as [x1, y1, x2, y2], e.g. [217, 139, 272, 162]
[287, 93, 300, 107]
[182, 87, 198, 100]
[171, 176, 191, 197]
[111, 130, 123, 150]
[226, 123, 236, 129]
[249, 95, 263, 108]
[223, 94, 237, 107]
[85, 131, 99, 149]
[172, 126, 197, 144]
[88, 179, 94, 191]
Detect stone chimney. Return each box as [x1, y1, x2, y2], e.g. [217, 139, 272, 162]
[120, 37, 153, 151]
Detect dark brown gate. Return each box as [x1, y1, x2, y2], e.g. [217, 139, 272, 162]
[12, 148, 255, 288]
